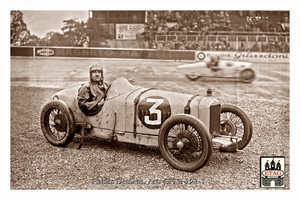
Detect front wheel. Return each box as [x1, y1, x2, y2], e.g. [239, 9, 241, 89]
[158, 114, 213, 172]
[185, 74, 200, 81]
[219, 104, 253, 152]
[40, 100, 76, 147]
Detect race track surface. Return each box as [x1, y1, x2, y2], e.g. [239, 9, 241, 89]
[11, 57, 289, 102]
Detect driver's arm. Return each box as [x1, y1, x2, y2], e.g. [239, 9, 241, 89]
[77, 85, 100, 111]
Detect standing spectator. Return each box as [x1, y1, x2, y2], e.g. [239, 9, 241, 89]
[169, 40, 176, 49]
[280, 42, 289, 53]
[244, 41, 249, 51]
[163, 25, 169, 35]
[174, 40, 180, 49]
[162, 42, 170, 50]
[240, 42, 245, 51]
[261, 42, 266, 52]
[251, 42, 260, 52]
[274, 41, 280, 52]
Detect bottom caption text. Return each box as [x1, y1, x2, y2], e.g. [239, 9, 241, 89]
[92, 178, 205, 186]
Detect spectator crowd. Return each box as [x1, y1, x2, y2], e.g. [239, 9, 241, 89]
[144, 11, 232, 40]
[147, 39, 289, 53]
[141, 11, 289, 53]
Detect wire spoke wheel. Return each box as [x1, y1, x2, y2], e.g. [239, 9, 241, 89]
[158, 114, 212, 172]
[220, 112, 243, 137]
[40, 100, 76, 147]
[46, 108, 68, 141]
[219, 104, 253, 152]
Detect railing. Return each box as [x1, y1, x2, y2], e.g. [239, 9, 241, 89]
[155, 34, 290, 43]
[152, 32, 290, 52]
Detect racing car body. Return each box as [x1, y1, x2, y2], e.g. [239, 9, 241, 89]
[40, 77, 253, 172]
[177, 57, 256, 83]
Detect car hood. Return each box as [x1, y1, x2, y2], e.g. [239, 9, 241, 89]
[177, 61, 208, 69]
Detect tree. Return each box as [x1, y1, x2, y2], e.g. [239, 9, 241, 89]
[23, 34, 40, 46]
[10, 10, 30, 46]
[11, 12, 112, 47]
[39, 32, 67, 46]
[85, 19, 111, 47]
[59, 17, 111, 47]
[61, 17, 88, 47]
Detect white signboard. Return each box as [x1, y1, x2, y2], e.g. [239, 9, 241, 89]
[195, 51, 289, 63]
[116, 24, 145, 40]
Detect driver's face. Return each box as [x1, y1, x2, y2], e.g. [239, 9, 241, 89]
[91, 70, 102, 82]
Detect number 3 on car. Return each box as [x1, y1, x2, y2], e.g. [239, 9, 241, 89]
[144, 98, 164, 125]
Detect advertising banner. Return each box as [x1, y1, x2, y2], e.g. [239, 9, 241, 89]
[11, 47, 289, 63]
[195, 51, 289, 63]
[33, 47, 195, 60]
[116, 24, 145, 40]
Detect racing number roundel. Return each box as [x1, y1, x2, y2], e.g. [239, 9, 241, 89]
[197, 52, 206, 60]
[137, 96, 171, 129]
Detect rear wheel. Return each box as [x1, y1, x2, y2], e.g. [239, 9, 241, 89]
[158, 114, 212, 172]
[240, 69, 255, 83]
[40, 100, 76, 147]
[219, 104, 253, 152]
[186, 74, 200, 81]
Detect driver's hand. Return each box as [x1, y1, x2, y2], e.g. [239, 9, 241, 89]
[97, 100, 104, 107]
[129, 77, 135, 83]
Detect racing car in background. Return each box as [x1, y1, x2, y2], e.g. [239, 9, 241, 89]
[177, 56, 256, 83]
[40, 77, 253, 172]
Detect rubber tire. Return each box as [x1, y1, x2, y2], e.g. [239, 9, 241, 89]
[40, 100, 76, 147]
[240, 69, 255, 83]
[158, 114, 213, 172]
[186, 74, 200, 81]
[219, 104, 253, 152]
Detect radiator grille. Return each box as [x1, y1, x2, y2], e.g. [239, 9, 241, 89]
[209, 103, 221, 135]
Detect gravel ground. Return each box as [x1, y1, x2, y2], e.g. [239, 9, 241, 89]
[10, 85, 290, 190]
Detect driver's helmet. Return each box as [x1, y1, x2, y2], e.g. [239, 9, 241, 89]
[211, 56, 219, 62]
[89, 64, 104, 84]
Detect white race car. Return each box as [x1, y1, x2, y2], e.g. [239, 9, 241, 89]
[177, 56, 256, 83]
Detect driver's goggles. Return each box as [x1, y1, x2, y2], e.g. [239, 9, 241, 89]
[90, 69, 102, 73]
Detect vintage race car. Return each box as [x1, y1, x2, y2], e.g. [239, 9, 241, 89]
[40, 77, 253, 172]
[177, 57, 256, 83]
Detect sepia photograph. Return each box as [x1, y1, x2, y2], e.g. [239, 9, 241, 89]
[6, 0, 297, 197]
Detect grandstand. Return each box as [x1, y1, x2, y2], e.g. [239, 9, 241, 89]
[89, 10, 289, 52]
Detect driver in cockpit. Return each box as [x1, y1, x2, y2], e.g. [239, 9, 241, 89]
[210, 56, 219, 67]
[77, 65, 108, 115]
